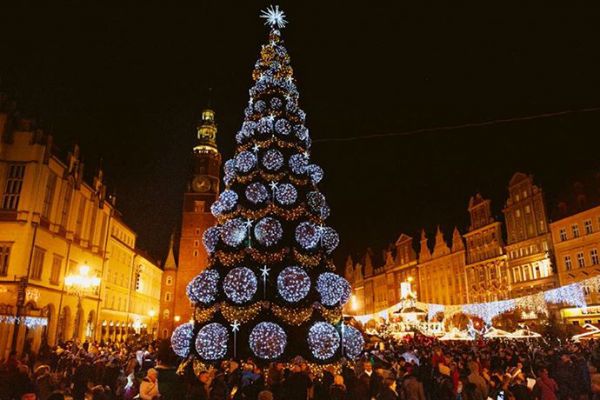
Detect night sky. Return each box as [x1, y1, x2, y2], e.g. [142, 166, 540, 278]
[2, 2, 600, 265]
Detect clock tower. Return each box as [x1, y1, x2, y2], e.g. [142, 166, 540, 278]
[172, 108, 222, 326]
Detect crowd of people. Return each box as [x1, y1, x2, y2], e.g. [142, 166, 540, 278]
[2, 332, 600, 400]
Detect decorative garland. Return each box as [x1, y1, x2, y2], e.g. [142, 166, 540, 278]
[271, 303, 313, 325]
[217, 204, 308, 223]
[195, 305, 217, 324]
[318, 304, 342, 324]
[221, 302, 263, 324]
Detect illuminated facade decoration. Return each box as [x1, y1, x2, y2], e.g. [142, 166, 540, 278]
[346, 234, 420, 315]
[551, 201, 600, 324]
[160, 107, 222, 334]
[419, 227, 468, 305]
[503, 173, 555, 297]
[464, 193, 510, 303]
[0, 96, 161, 358]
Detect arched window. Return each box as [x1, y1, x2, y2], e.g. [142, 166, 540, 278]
[163, 309, 170, 320]
[165, 292, 172, 302]
[166, 276, 173, 286]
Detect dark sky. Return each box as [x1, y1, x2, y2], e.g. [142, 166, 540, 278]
[2, 2, 600, 265]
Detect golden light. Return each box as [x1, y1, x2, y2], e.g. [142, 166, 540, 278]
[174, 315, 181, 322]
[350, 295, 359, 311]
[148, 309, 155, 318]
[407, 276, 414, 283]
[65, 263, 101, 290]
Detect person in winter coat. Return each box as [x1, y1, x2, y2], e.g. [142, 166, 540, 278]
[186, 371, 210, 400]
[554, 354, 577, 400]
[401, 373, 426, 400]
[329, 375, 347, 400]
[467, 361, 489, 400]
[532, 368, 558, 400]
[377, 378, 400, 400]
[209, 367, 229, 400]
[508, 373, 532, 400]
[283, 364, 312, 400]
[355, 362, 374, 400]
[139, 368, 160, 400]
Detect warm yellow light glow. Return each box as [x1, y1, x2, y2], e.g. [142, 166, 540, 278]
[65, 263, 101, 290]
[350, 295, 359, 311]
[148, 309, 155, 318]
[174, 315, 181, 322]
[407, 276, 414, 283]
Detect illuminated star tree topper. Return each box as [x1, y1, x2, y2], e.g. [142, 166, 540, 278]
[260, 5, 288, 29]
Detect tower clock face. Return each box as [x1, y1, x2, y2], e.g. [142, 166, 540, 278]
[192, 176, 212, 193]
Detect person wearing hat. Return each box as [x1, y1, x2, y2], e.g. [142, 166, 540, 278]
[140, 368, 160, 400]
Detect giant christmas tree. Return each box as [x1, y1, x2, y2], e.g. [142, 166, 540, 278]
[171, 6, 364, 366]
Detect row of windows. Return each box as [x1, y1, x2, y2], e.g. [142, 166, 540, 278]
[111, 226, 134, 247]
[509, 241, 549, 260]
[511, 261, 551, 283]
[559, 217, 600, 241]
[564, 249, 600, 270]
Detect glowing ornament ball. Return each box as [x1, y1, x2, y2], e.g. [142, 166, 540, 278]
[289, 153, 308, 175]
[254, 217, 283, 247]
[307, 164, 324, 184]
[262, 149, 284, 171]
[223, 267, 258, 304]
[195, 323, 229, 361]
[275, 118, 292, 135]
[202, 226, 220, 254]
[308, 322, 340, 360]
[246, 182, 269, 204]
[317, 272, 350, 307]
[221, 218, 247, 247]
[295, 221, 321, 250]
[187, 269, 219, 304]
[320, 227, 339, 254]
[275, 183, 297, 205]
[235, 151, 257, 173]
[257, 117, 273, 134]
[171, 322, 194, 358]
[277, 266, 311, 303]
[270, 97, 282, 109]
[342, 325, 364, 359]
[250, 322, 287, 360]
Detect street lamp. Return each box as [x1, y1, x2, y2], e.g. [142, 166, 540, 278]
[64, 263, 101, 339]
[174, 315, 181, 323]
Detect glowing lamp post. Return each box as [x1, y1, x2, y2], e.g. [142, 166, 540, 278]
[174, 315, 181, 323]
[64, 264, 101, 339]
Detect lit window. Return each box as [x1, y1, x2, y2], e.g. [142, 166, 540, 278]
[565, 256, 572, 271]
[577, 252, 585, 268]
[584, 219, 593, 235]
[166, 276, 173, 286]
[2, 164, 25, 210]
[0, 243, 12, 276]
[30, 247, 46, 280]
[516, 209, 521, 218]
[572, 224, 580, 238]
[165, 292, 172, 302]
[525, 205, 531, 214]
[591, 249, 599, 265]
[559, 228, 567, 241]
[193, 250, 199, 257]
